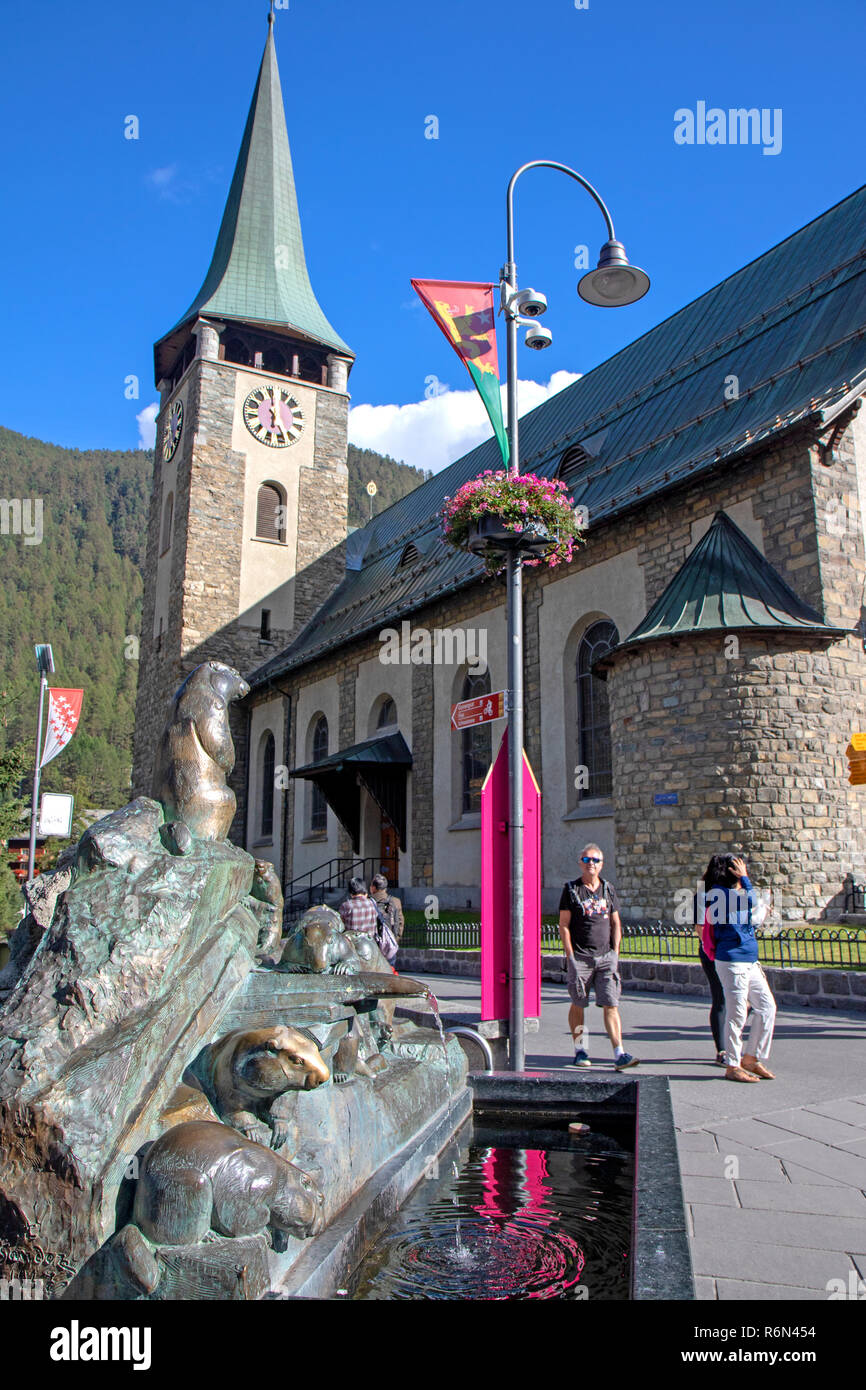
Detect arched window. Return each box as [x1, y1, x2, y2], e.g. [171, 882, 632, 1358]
[461, 669, 491, 815]
[310, 715, 328, 835]
[376, 697, 397, 730]
[256, 483, 286, 542]
[259, 731, 275, 838]
[223, 335, 252, 366]
[576, 620, 619, 799]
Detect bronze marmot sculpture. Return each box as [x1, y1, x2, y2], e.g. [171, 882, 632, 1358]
[195, 1025, 330, 1149]
[131, 1120, 324, 1247]
[151, 661, 250, 841]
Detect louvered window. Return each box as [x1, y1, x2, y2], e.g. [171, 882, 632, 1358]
[398, 542, 419, 569]
[310, 716, 328, 835]
[256, 484, 285, 541]
[160, 492, 174, 555]
[260, 732, 275, 838]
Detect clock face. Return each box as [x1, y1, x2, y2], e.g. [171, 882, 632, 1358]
[243, 385, 305, 448]
[163, 397, 183, 462]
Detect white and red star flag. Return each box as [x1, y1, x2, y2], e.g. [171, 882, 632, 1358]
[39, 689, 84, 768]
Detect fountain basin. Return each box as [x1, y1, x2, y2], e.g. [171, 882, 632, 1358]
[274, 1071, 693, 1301]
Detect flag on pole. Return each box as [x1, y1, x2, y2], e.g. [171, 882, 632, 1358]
[39, 689, 84, 768]
[411, 279, 509, 466]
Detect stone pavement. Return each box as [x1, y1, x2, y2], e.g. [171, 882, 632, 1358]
[408, 970, 866, 1301]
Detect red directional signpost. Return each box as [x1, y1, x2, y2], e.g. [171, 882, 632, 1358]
[450, 690, 506, 731]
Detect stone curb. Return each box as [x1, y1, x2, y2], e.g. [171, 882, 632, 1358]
[395, 949, 866, 1014]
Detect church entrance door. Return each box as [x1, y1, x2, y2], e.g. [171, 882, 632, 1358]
[380, 815, 399, 886]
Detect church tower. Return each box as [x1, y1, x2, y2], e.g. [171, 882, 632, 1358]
[133, 11, 352, 797]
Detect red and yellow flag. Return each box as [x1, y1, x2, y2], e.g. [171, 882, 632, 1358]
[411, 279, 509, 465]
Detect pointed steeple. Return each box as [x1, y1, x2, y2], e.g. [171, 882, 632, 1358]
[155, 14, 352, 380]
[616, 511, 847, 652]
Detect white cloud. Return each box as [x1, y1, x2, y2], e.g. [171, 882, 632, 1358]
[348, 370, 580, 475]
[137, 402, 159, 449]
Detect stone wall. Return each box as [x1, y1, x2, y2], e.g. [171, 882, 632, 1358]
[606, 629, 866, 921]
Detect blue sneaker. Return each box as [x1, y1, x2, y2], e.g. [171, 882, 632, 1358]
[570, 1049, 591, 1068]
[614, 1052, 639, 1071]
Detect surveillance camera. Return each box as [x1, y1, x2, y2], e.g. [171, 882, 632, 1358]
[514, 288, 547, 318]
[525, 324, 553, 351]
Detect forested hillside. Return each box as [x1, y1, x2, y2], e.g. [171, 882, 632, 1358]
[0, 425, 425, 826]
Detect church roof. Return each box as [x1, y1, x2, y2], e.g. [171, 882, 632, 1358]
[250, 183, 866, 689]
[610, 510, 847, 655]
[154, 16, 351, 381]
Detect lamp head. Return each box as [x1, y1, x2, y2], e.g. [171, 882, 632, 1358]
[578, 239, 650, 307]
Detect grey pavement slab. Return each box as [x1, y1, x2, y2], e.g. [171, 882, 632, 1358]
[778, 1161, 838, 1186]
[675, 1130, 720, 1153]
[734, 1180, 866, 1216]
[705, 1116, 807, 1149]
[803, 1099, 866, 1126]
[837, 1137, 866, 1156]
[851, 1254, 866, 1279]
[691, 1204, 866, 1252]
[678, 1149, 788, 1181]
[694, 1276, 717, 1299]
[748, 1136, 866, 1186]
[682, 1176, 739, 1207]
[690, 1238, 854, 1288]
[714, 1279, 831, 1301]
[750, 1108, 866, 1146]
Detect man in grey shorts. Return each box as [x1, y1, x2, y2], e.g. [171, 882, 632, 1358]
[558, 844, 639, 1071]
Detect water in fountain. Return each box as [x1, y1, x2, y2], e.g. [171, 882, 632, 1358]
[347, 1121, 633, 1300]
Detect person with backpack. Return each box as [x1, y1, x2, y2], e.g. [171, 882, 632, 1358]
[369, 873, 403, 966]
[558, 844, 639, 1071]
[704, 853, 777, 1083]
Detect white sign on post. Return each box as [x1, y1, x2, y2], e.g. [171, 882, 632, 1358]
[39, 793, 75, 838]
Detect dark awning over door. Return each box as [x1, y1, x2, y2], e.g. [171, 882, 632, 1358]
[290, 731, 412, 852]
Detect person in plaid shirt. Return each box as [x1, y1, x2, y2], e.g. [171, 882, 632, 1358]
[338, 878, 378, 935]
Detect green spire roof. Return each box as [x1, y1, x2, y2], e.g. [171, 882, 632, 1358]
[155, 16, 352, 379]
[618, 510, 846, 651]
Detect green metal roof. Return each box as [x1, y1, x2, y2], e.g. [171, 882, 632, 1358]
[155, 18, 351, 380]
[250, 184, 866, 689]
[614, 510, 846, 652]
[290, 731, 412, 777]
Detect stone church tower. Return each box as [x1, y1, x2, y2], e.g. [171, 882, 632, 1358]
[133, 12, 352, 800]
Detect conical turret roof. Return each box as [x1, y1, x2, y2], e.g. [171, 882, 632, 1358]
[154, 14, 352, 381]
[614, 510, 847, 653]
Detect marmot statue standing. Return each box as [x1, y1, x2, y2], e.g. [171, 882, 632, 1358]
[151, 661, 250, 841]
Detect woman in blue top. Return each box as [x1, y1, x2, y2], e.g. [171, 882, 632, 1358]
[705, 854, 777, 1083]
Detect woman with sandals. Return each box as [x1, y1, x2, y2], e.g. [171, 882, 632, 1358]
[700, 853, 777, 1083]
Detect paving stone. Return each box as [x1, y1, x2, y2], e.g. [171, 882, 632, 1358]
[752, 1137, 866, 1186]
[851, 1253, 866, 1279]
[735, 1180, 866, 1217]
[778, 1161, 837, 1187]
[694, 1275, 717, 1300]
[706, 1116, 806, 1150]
[675, 1130, 719, 1153]
[678, 1149, 787, 1181]
[756, 1109, 866, 1146]
[714, 1278, 832, 1301]
[689, 1237, 852, 1288]
[683, 1175, 739, 1207]
[804, 1099, 866, 1127]
[836, 1137, 866, 1156]
[691, 1204, 866, 1253]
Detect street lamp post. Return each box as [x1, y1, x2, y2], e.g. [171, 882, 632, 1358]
[499, 161, 649, 1071]
[27, 643, 54, 884]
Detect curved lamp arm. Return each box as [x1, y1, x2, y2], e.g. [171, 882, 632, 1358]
[505, 160, 616, 269]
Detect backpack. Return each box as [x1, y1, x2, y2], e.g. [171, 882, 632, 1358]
[371, 898, 399, 963]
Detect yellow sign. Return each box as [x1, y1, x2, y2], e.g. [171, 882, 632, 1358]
[849, 732, 866, 751]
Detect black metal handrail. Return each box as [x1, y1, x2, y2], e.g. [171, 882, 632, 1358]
[284, 855, 379, 914]
[399, 920, 866, 969]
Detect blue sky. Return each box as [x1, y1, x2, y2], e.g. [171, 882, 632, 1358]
[1, 0, 863, 468]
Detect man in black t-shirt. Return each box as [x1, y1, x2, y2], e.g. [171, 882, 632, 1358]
[558, 843, 639, 1071]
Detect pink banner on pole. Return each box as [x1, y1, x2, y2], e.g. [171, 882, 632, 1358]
[480, 728, 541, 1022]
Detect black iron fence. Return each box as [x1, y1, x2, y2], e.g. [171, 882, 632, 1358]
[400, 920, 866, 970]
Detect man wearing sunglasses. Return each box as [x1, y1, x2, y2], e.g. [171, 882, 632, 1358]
[558, 844, 639, 1071]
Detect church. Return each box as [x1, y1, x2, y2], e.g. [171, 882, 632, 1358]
[132, 16, 866, 926]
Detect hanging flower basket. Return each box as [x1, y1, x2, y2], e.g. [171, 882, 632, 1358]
[441, 470, 584, 575]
